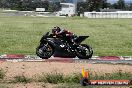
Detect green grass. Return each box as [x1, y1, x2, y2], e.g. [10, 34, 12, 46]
[0, 68, 132, 87]
[38, 71, 132, 84]
[12, 75, 31, 83]
[38, 72, 64, 84]
[0, 68, 6, 80]
[38, 72, 81, 84]
[55, 84, 131, 88]
[0, 16, 132, 56]
[0, 84, 9, 88]
[0, 9, 2, 13]
[89, 70, 132, 81]
[55, 84, 128, 88]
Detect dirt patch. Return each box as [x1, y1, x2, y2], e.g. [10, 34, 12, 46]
[1, 83, 131, 88]
[0, 83, 58, 88]
[0, 62, 132, 79]
[0, 62, 132, 88]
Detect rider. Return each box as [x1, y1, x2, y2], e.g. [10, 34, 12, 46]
[52, 26, 77, 45]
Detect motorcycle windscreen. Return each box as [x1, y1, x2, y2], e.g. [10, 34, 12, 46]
[75, 36, 89, 44]
[40, 32, 50, 42]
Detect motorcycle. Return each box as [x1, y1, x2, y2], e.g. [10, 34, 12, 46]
[36, 31, 93, 59]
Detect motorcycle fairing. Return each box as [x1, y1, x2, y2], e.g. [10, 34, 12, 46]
[75, 36, 89, 44]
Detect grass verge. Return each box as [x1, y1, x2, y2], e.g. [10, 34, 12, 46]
[38, 72, 64, 84]
[0, 68, 6, 80]
[0, 69, 132, 85]
[38, 70, 132, 85]
[0, 16, 132, 56]
[0, 84, 9, 88]
[89, 70, 132, 80]
[11, 75, 32, 83]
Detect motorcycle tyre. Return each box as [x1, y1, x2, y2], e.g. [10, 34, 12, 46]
[76, 44, 93, 59]
[36, 43, 54, 59]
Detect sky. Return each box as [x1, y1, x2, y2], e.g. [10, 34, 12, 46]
[107, 0, 132, 3]
[70, 0, 132, 3]
[51, 0, 132, 4]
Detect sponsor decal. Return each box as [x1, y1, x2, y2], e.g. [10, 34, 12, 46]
[80, 67, 130, 86]
[90, 80, 129, 85]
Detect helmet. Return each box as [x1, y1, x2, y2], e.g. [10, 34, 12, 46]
[52, 26, 61, 34]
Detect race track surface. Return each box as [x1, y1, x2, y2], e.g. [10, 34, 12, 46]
[0, 54, 132, 65]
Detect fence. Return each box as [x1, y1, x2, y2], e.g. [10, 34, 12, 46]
[84, 11, 132, 18]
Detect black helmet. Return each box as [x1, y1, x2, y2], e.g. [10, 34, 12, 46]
[52, 26, 61, 33]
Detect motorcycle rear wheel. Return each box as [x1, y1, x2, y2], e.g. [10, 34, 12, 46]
[36, 43, 54, 59]
[76, 44, 93, 59]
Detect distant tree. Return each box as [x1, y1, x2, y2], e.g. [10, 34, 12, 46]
[77, 2, 85, 13]
[129, 4, 132, 10]
[10, 0, 22, 10]
[78, 0, 104, 12]
[107, 3, 112, 9]
[101, 0, 108, 9]
[87, 0, 103, 11]
[0, 0, 2, 7]
[112, 3, 118, 9]
[125, 3, 132, 11]
[117, 0, 125, 9]
[60, 0, 67, 3]
[48, 2, 61, 12]
[0, 0, 50, 11]
[33, 0, 49, 10]
[78, 6, 84, 14]
[0, 0, 11, 8]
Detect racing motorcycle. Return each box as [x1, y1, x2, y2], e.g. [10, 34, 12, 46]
[36, 32, 93, 59]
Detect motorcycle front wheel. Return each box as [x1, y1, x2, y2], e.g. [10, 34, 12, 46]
[76, 44, 93, 59]
[36, 43, 54, 59]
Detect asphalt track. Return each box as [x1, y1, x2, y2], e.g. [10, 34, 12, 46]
[0, 57, 132, 65]
[0, 54, 132, 64]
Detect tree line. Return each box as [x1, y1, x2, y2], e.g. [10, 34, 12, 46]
[77, 0, 132, 13]
[0, 0, 132, 12]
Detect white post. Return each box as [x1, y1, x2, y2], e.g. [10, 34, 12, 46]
[74, 0, 77, 15]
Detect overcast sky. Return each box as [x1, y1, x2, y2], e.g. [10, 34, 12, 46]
[53, 0, 132, 3]
[107, 0, 132, 3]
